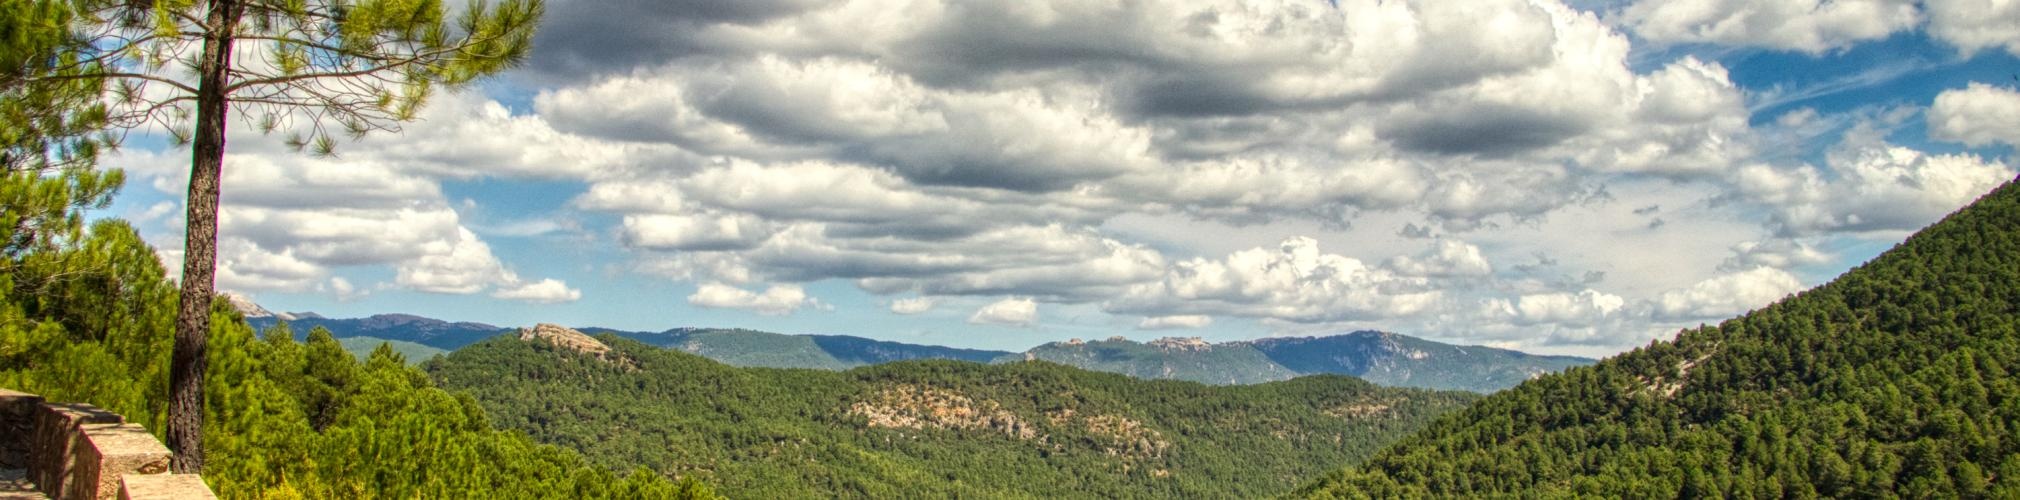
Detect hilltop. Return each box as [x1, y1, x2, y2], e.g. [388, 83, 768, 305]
[1300, 179, 2020, 497]
[425, 331, 1480, 498]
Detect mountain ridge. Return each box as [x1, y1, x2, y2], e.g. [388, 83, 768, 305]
[243, 313, 1589, 392]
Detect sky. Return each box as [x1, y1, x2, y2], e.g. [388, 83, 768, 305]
[98, 0, 2020, 357]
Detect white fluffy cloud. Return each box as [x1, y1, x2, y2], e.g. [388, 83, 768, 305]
[1929, 83, 2020, 148]
[492, 279, 584, 304]
[1620, 0, 2020, 57]
[1137, 315, 1213, 330]
[1926, 0, 2020, 56]
[1734, 141, 2015, 235]
[1106, 237, 1439, 323]
[889, 297, 936, 315]
[969, 297, 1037, 326]
[1500, 290, 1627, 327]
[1386, 239, 1494, 277]
[1620, 0, 1920, 54]
[114, 116, 582, 299]
[687, 282, 820, 315]
[1654, 266, 1805, 320]
[1720, 239, 1832, 271]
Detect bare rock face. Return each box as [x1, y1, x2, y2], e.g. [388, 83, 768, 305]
[1148, 337, 1210, 352]
[516, 324, 613, 359]
[847, 385, 1036, 440]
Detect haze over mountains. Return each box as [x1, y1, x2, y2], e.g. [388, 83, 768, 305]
[242, 310, 1590, 392]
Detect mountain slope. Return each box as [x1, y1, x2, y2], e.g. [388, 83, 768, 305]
[1299, 179, 2020, 497]
[246, 314, 508, 350]
[426, 329, 1480, 498]
[1250, 332, 1592, 392]
[1002, 333, 1591, 392]
[335, 336, 448, 364]
[605, 327, 1013, 369]
[1001, 337, 1299, 385]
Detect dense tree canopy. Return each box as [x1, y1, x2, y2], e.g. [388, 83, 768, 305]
[1298, 178, 2020, 498]
[428, 334, 1479, 498]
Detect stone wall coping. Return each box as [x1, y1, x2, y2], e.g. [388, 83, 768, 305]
[116, 474, 214, 500]
[0, 389, 214, 500]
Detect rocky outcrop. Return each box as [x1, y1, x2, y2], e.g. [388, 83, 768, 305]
[1079, 414, 1170, 459]
[1044, 409, 1173, 460]
[1324, 400, 1395, 419]
[517, 324, 611, 357]
[847, 385, 1036, 440]
[1148, 337, 1210, 352]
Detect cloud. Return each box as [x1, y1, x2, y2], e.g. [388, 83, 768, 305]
[1929, 82, 2020, 148]
[393, 228, 514, 294]
[1137, 315, 1213, 330]
[113, 128, 582, 299]
[492, 278, 584, 304]
[524, 0, 822, 78]
[889, 297, 936, 315]
[214, 240, 325, 292]
[1385, 239, 1494, 277]
[321, 277, 367, 302]
[622, 212, 777, 251]
[1733, 140, 2015, 236]
[538, 57, 1155, 192]
[1926, 0, 2020, 56]
[969, 297, 1038, 326]
[1106, 237, 1439, 323]
[1502, 290, 1624, 326]
[687, 282, 820, 315]
[1719, 239, 1832, 271]
[1619, 0, 1920, 54]
[1654, 266, 1805, 320]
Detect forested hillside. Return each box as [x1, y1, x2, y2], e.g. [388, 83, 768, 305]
[1299, 179, 2020, 497]
[336, 336, 447, 364]
[427, 330, 1480, 498]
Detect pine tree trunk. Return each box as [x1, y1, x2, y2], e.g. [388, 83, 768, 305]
[168, 0, 243, 474]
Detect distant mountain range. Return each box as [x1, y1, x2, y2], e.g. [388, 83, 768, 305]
[243, 310, 1589, 392]
[1013, 333, 1593, 392]
[244, 312, 511, 350]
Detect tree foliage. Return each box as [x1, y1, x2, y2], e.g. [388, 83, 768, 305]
[32, 0, 542, 152]
[1298, 178, 2020, 498]
[0, 0, 115, 174]
[428, 335, 1480, 498]
[13, 0, 543, 471]
[0, 171, 719, 499]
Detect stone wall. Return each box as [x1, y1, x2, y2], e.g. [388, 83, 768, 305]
[0, 389, 214, 500]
